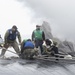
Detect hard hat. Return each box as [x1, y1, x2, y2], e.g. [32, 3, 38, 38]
[49, 39, 53, 46]
[49, 39, 53, 43]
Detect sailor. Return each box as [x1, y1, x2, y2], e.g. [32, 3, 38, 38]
[0, 25, 21, 57]
[42, 39, 59, 56]
[21, 39, 38, 59]
[32, 25, 45, 54]
[42, 39, 53, 55]
[51, 41, 59, 56]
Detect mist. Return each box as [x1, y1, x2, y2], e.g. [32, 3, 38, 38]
[18, 0, 75, 42]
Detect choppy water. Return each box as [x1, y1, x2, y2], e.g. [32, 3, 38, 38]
[0, 58, 75, 75]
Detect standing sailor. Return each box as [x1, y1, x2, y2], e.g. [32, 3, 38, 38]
[32, 25, 45, 54]
[0, 25, 21, 57]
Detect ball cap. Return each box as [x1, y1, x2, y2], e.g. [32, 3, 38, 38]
[36, 25, 41, 27]
[12, 25, 18, 30]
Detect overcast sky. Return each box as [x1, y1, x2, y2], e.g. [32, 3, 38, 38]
[0, 0, 75, 42]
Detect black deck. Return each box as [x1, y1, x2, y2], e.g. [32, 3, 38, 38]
[0, 57, 75, 75]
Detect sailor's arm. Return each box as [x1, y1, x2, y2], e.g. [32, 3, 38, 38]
[4, 30, 9, 44]
[32, 31, 35, 41]
[42, 31, 45, 41]
[17, 31, 21, 44]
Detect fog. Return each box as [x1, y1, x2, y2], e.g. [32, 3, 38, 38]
[18, 0, 75, 42]
[0, 0, 75, 42]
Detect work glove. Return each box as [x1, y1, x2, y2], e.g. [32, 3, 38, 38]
[43, 41, 46, 46]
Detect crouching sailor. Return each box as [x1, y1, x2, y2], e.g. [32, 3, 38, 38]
[42, 39, 59, 56]
[21, 39, 38, 59]
[51, 41, 59, 56]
